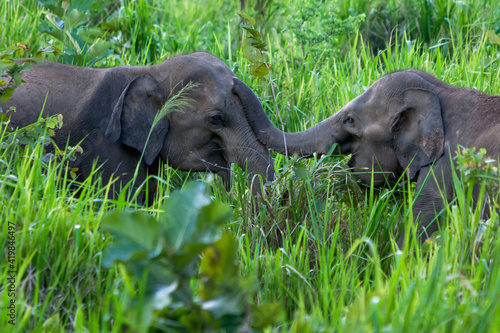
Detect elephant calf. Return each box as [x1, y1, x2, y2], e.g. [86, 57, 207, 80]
[1, 52, 274, 200]
[234, 70, 500, 245]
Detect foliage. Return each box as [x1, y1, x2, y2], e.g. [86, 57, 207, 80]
[0, 43, 60, 102]
[488, 30, 500, 46]
[288, 0, 365, 62]
[0, 110, 83, 180]
[452, 146, 499, 237]
[239, 0, 288, 33]
[37, 0, 113, 66]
[455, 145, 499, 187]
[238, 11, 270, 77]
[1, 0, 500, 332]
[338, 0, 499, 54]
[102, 181, 283, 332]
[0, 42, 80, 176]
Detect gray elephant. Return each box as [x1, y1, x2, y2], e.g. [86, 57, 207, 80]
[233, 70, 500, 245]
[1, 52, 274, 200]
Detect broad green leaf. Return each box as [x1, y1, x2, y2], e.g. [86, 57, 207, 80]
[85, 41, 112, 62]
[293, 163, 309, 180]
[39, 21, 65, 42]
[1, 87, 14, 103]
[171, 200, 231, 268]
[66, 9, 87, 29]
[249, 62, 269, 77]
[200, 233, 238, 283]
[487, 30, 500, 46]
[12, 71, 23, 86]
[151, 281, 178, 310]
[102, 236, 150, 268]
[0, 47, 18, 58]
[0, 113, 9, 122]
[199, 233, 238, 300]
[189, 202, 232, 245]
[19, 62, 33, 73]
[68, 0, 93, 12]
[162, 181, 211, 251]
[242, 37, 264, 63]
[250, 303, 285, 330]
[178, 311, 204, 332]
[18, 134, 33, 145]
[201, 293, 245, 319]
[244, 37, 268, 52]
[121, 297, 155, 331]
[37, 0, 65, 16]
[101, 211, 161, 267]
[243, 26, 261, 40]
[24, 57, 43, 65]
[237, 11, 256, 26]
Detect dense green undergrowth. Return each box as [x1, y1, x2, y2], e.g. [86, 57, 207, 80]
[1, 0, 500, 331]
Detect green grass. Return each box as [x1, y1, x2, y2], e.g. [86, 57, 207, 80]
[1, 0, 500, 331]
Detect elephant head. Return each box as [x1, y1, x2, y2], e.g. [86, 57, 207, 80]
[239, 69, 500, 244]
[235, 70, 445, 186]
[103, 53, 275, 191]
[4, 52, 274, 197]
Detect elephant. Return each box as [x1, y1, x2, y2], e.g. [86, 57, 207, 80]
[1, 52, 274, 200]
[233, 70, 500, 245]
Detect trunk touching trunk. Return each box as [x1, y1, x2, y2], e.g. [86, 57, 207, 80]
[232, 78, 335, 157]
[229, 78, 276, 186]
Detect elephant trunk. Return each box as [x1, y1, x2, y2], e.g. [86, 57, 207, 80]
[232, 78, 335, 156]
[236, 142, 275, 193]
[217, 138, 274, 197]
[224, 78, 276, 193]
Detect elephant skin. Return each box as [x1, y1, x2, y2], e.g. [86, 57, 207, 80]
[235, 70, 500, 245]
[1, 52, 274, 200]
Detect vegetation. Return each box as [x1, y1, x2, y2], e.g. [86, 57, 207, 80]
[1, 0, 500, 331]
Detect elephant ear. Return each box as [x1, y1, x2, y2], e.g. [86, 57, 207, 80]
[105, 75, 167, 166]
[392, 88, 444, 179]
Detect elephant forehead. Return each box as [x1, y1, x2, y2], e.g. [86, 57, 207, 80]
[192, 85, 233, 108]
[347, 87, 382, 113]
[361, 81, 402, 113]
[161, 55, 234, 90]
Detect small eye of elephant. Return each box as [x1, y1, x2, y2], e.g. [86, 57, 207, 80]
[209, 112, 225, 126]
[392, 117, 401, 132]
[343, 116, 354, 125]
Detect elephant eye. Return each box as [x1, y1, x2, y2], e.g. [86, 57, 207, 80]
[343, 116, 354, 125]
[209, 112, 225, 127]
[392, 117, 401, 132]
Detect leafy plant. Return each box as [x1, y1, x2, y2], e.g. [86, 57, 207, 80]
[455, 145, 499, 188]
[102, 181, 283, 332]
[238, 11, 270, 77]
[37, 0, 113, 66]
[453, 145, 499, 228]
[239, 0, 287, 33]
[289, 0, 364, 63]
[0, 43, 61, 102]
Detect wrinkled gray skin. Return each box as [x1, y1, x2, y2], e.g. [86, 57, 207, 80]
[234, 70, 500, 245]
[2, 52, 274, 200]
